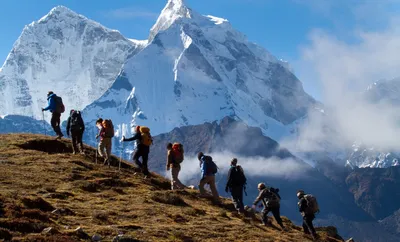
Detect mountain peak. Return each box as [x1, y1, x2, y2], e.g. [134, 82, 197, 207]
[149, 0, 193, 41]
[36, 5, 84, 24]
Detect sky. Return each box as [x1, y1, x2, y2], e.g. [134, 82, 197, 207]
[0, 0, 399, 101]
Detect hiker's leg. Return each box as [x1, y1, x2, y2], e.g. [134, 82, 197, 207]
[261, 208, 270, 225]
[304, 215, 316, 235]
[142, 151, 149, 175]
[198, 177, 208, 195]
[52, 112, 63, 136]
[78, 130, 84, 152]
[208, 176, 219, 200]
[71, 131, 78, 153]
[171, 167, 179, 190]
[302, 217, 310, 234]
[105, 138, 112, 160]
[175, 166, 185, 189]
[231, 186, 241, 211]
[238, 185, 244, 212]
[50, 113, 59, 135]
[98, 140, 105, 157]
[272, 207, 284, 228]
[132, 149, 143, 169]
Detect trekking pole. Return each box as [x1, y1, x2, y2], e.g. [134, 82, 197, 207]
[42, 111, 47, 136]
[95, 137, 98, 164]
[119, 142, 124, 172]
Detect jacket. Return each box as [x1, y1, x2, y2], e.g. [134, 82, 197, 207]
[167, 150, 180, 169]
[124, 132, 148, 150]
[43, 94, 57, 113]
[253, 188, 280, 209]
[200, 156, 214, 178]
[66, 113, 85, 134]
[226, 165, 246, 189]
[298, 197, 314, 217]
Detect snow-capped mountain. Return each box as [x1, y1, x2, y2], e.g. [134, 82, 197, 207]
[346, 143, 400, 168]
[0, 6, 143, 120]
[83, 0, 316, 144]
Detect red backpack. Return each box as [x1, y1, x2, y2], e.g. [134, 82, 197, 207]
[172, 143, 184, 164]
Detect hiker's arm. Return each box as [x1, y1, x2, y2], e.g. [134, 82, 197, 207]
[253, 191, 263, 206]
[124, 132, 140, 142]
[299, 198, 307, 212]
[43, 98, 54, 111]
[225, 168, 232, 190]
[201, 160, 207, 178]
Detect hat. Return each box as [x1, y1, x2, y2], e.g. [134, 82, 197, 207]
[297, 190, 305, 198]
[47, 91, 54, 97]
[257, 183, 266, 190]
[231, 158, 238, 165]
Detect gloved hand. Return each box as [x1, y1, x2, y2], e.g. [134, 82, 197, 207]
[122, 136, 126, 141]
[41, 108, 44, 112]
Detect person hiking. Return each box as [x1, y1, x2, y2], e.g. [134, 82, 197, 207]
[66, 110, 85, 155]
[297, 190, 319, 240]
[166, 143, 185, 190]
[95, 118, 112, 166]
[252, 183, 286, 230]
[225, 158, 246, 214]
[198, 152, 219, 202]
[122, 125, 152, 178]
[41, 91, 64, 139]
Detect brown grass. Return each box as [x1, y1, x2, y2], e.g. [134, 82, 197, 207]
[0, 134, 344, 241]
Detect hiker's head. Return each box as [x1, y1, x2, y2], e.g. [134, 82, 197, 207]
[297, 190, 305, 199]
[197, 152, 204, 161]
[257, 183, 266, 190]
[47, 91, 54, 97]
[135, 126, 141, 132]
[70, 109, 75, 115]
[96, 118, 103, 125]
[167, 143, 173, 150]
[231, 158, 238, 166]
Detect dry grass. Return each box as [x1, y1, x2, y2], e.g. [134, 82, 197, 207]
[0, 134, 344, 241]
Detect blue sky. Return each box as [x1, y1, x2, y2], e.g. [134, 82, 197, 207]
[0, 0, 398, 101]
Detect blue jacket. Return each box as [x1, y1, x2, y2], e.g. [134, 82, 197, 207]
[200, 156, 214, 178]
[43, 94, 57, 112]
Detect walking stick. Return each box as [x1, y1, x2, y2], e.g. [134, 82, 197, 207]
[95, 137, 98, 164]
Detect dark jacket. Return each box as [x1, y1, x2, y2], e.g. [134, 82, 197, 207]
[298, 197, 314, 217]
[253, 188, 280, 209]
[43, 94, 57, 113]
[226, 165, 246, 189]
[66, 112, 85, 134]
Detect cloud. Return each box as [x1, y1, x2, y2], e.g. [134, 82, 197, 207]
[289, 3, 400, 154]
[164, 151, 310, 185]
[105, 7, 158, 20]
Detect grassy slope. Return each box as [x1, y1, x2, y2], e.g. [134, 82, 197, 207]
[0, 134, 344, 242]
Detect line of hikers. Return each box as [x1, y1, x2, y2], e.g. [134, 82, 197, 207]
[42, 91, 320, 240]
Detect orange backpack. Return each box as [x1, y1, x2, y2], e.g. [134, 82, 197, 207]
[102, 119, 114, 138]
[172, 143, 184, 164]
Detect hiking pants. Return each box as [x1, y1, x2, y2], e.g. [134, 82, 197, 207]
[133, 146, 149, 175]
[171, 165, 185, 190]
[302, 214, 316, 235]
[262, 206, 284, 228]
[199, 175, 219, 200]
[71, 130, 84, 153]
[230, 185, 244, 212]
[51, 112, 63, 136]
[98, 138, 112, 160]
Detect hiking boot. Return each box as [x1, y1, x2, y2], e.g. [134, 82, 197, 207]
[72, 151, 76, 155]
[55, 135, 62, 140]
[80, 151, 85, 155]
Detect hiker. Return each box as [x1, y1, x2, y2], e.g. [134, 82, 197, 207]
[41, 91, 64, 139]
[166, 143, 185, 190]
[252, 183, 285, 230]
[297, 190, 319, 240]
[225, 158, 246, 214]
[66, 110, 85, 154]
[95, 118, 113, 165]
[197, 152, 219, 201]
[122, 126, 152, 177]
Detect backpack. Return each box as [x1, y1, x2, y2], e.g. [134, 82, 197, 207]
[203, 155, 218, 175]
[139, 126, 152, 146]
[230, 165, 247, 186]
[54, 96, 65, 113]
[263, 188, 280, 208]
[270, 187, 281, 200]
[172, 143, 184, 164]
[304, 194, 320, 214]
[70, 111, 83, 131]
[102, 119, 114, 138]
